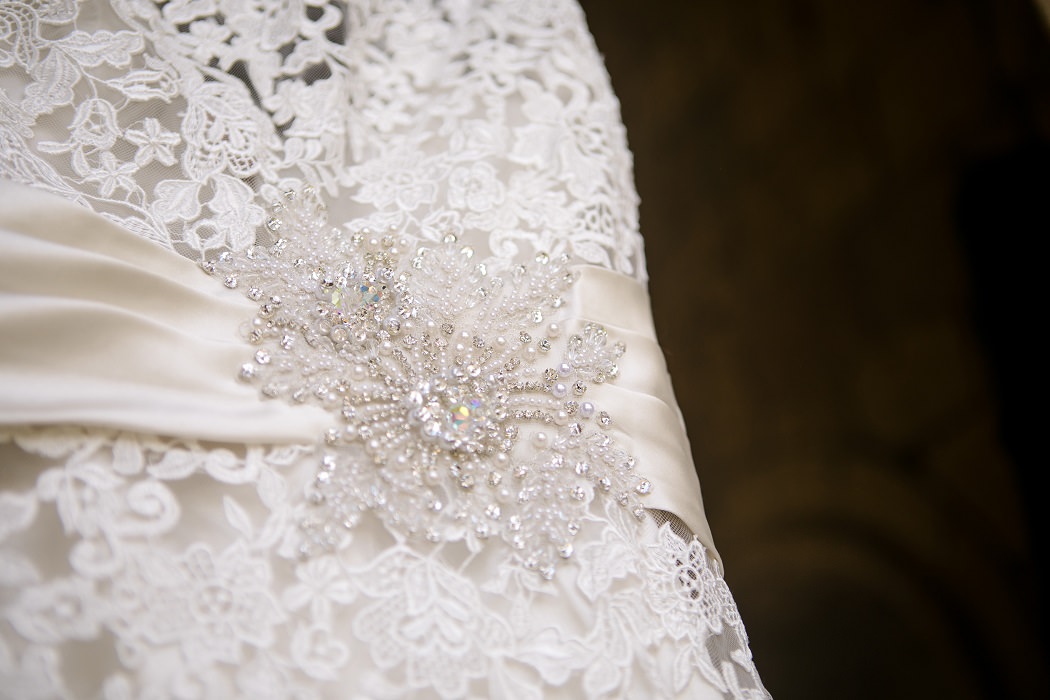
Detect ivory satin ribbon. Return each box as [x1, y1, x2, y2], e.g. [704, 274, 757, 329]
[0, 183, 334, 441]
[570, 267, 716, 556]
[0, 182, 717, 557]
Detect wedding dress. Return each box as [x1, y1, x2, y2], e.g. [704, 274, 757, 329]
[0, 1, 770, 697]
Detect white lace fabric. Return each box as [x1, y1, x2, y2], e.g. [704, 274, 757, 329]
[0, 428, 766, 699]
[0, 0, 769, 697]
[1, 0, 644, 276]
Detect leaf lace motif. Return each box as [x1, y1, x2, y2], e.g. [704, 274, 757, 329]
[0, 428, 769, 699]
[0, 0, 645, 278]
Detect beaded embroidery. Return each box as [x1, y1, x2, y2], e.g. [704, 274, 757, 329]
[209, 188, 651, 577]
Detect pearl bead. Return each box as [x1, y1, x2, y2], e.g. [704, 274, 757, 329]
[558, 362, 572, 376]
[532, 431, 549, 447]
[547, 323, 561, 337]
[580, 401, 595, 418]
[552, 382, 567, 398]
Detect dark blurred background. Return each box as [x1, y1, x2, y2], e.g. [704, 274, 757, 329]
[577, 1, 1048, 698]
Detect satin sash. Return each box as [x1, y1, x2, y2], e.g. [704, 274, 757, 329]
[0, 182, 716, 556]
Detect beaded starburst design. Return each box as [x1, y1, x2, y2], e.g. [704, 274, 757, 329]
[207, 188, 652, 578]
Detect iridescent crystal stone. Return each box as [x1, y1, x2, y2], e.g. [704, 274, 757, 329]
[447, 397, 485, 435]
[355, 282, 383, 307]
[331, 280, 383, 314]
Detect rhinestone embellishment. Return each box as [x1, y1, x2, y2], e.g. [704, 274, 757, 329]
[210, 188, 651, 577]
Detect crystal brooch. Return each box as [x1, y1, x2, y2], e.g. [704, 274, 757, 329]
[209, 187, 651, 578]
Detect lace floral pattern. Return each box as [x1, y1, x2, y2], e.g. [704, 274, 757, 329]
[0, 428, 767, 698]
[0, 0, 644, 278]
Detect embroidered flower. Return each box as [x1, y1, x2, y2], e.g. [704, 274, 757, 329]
[125, 118, 180, 167]
[645, 528, 733, 643]
[7, 576, 102, 644]
[349, 147, 440, 211]
[184, 17, 233, 65]
[352, 549, 506, 698]
[283, 555, 357, 622]
[112, 542, 284, 666]
[448, 162, 505, 212]
[82, 151, 138, 197]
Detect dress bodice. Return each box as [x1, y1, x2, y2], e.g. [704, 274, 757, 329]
[0, 2, 769, 697]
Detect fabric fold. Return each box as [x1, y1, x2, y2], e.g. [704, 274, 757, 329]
[570, 265, 716, 557]
[0, 183, 333, 442]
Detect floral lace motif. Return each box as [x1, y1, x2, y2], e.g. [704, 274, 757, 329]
[0, 428, 769, 699]
[0, 0, 645, 278]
